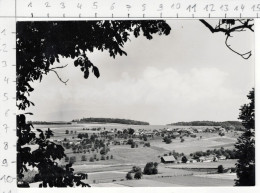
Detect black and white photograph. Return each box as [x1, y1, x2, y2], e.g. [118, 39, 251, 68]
[16, 19, 255, 187]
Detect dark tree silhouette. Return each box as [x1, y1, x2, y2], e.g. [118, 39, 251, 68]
[200, 19, 254, 59]
[235, 89, 255, 186]
[16, 20, 171, 187]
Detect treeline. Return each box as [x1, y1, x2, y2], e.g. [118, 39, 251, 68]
[168, 121, 245, 131]
[28, 121, 71, 125]
[72, 117, 149, 125]
[191, 147, 238, 159]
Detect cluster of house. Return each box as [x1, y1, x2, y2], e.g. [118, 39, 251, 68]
[161, 154, 227, 164]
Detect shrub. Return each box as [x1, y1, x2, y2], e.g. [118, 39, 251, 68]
[126, 172, 132, 180]
[110, 155, 113, 159]
[81, 155, 87, 161]
[182, 156, 188, 163]
[69, 156, 76, 164]
[131, 143, 136, 148]
[144, 142, 150, 147]
[181, 138, 185, 143]
[101, 155, 105, 160]
[89, 157, 94, 162]
[218, 165, 224, 173]
[100, 148, 107, 155]
[134, 171, 142, 179]
[143, 162, 158, 175]
[163, 137, 172, 144]
[127, 139, 134, 145]
[152, 168, 158, 174]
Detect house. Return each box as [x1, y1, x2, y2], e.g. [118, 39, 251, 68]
[144, 132, 154, 137]
[190, 159, 197, 163]
[198, 156, 206, 162]
[161, 156, 176, 164]
[172, 132, 180, 137]
[219, 155, 227, 160]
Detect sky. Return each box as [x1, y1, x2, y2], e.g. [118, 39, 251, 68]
[26, 20, 255, 125]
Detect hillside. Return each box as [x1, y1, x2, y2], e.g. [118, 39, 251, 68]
[168, 121, 245, 131]
[72, 117, 149, 125]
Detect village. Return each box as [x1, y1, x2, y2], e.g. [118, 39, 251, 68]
[46, 124, 238, 167]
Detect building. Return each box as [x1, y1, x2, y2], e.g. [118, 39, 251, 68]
[198, 156, 206, 162]
[172, 132, 180, 137]
[219, 155, 227, 160]
[161, 156, 176, 164]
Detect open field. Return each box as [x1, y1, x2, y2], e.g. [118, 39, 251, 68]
[150, 135, 237, 154]
[166, 159, 237, 169]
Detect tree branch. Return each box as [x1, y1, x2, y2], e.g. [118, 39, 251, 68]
[200, 19, 254, 59]
[49, 69, 69, 85]
[49, 64, 69, 70]
[225, 36, 252, 60]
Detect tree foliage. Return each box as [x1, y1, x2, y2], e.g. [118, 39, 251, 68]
[16, 20, 171, 187]
[235, 89, 255, 186]
[143, 162, 159, 175]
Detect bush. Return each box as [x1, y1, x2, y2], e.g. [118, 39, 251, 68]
[144, 142, 150, 147]
[134, 171, 142, 179]
[182, 156, 188, 163]
[181, 138, 185, 143]
[131, 143, 136, 148]
[81, 155, 87, 161]
[110, 155, 113, 159]
[218, 165, 224, 173]
[163, 137, 172, 144]
[127, 139, 134, 145]
[143, 162, 159, 175]
[152, 168, 158, 174]
[101, 155, 105, 160]
[126, 172, 132, 180]
[100, 148, 107, 155]
[69, 156, 76, 164]
[89, 157, 94, 162]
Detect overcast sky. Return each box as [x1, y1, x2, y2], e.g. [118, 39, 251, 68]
[27, 20, 254, 125]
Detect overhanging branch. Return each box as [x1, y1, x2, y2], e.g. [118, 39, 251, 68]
[200, 19, 254, 59]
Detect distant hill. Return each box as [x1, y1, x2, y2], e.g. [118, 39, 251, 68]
[28, 121, 72, 125]
[72, 117, 149, 125]
[168, 121, 245, 131]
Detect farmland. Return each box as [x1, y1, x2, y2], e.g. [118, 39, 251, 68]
[29, 123, 241, 187]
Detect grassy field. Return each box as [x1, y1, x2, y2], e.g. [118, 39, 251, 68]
[150, 134, 237, 154]
[112, 174, 235, 187]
